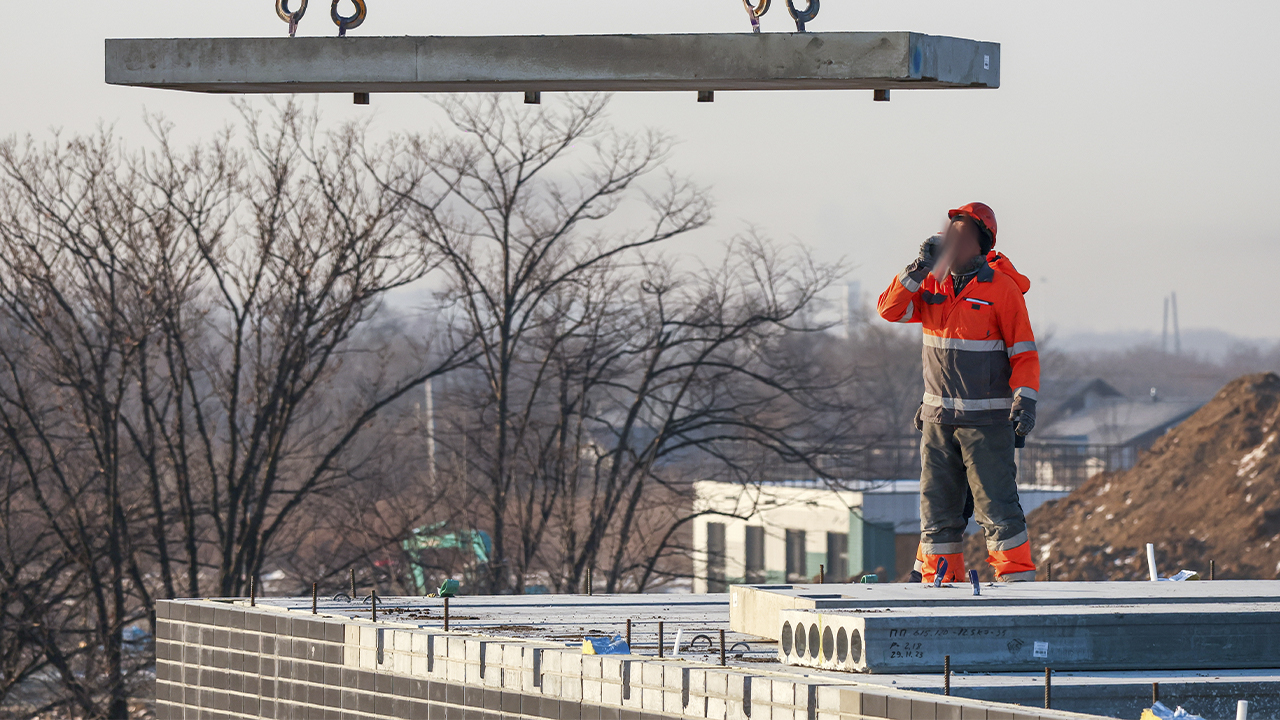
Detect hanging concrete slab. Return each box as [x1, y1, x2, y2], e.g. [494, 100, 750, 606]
[103, 32, 999, 95]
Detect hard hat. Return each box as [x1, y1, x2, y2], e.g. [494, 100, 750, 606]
[947, 202, 998, 248]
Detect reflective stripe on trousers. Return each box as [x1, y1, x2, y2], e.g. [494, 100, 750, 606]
[989, 540, 1037, 578]
[918, 420, 1036, 581]
[916, 544, 967, 584]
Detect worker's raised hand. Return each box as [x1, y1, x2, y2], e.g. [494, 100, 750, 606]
[917, 234, 943, 270]
[1010, 395, 1036, 437]
[905, 234, 944, 282]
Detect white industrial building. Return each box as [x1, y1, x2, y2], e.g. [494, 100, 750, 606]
[690, 479, 1069, 591]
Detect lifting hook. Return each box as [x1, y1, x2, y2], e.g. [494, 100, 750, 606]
[276, 0, 308, 37]
[740, 0, 771, 33]
[785, 0, 818, 32]
[332, 0, 367, 37]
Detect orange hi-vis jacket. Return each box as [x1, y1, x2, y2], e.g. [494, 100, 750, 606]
[877, 252, 1040, 424]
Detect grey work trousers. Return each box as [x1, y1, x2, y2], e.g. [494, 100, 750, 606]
[919, 420, 1029, 557]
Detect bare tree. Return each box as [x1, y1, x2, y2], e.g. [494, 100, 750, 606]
[0, 93, 876, 716]
[375, 95, 710, 592]
[375, 95, 864, 594]
[0, 102, 472, 717]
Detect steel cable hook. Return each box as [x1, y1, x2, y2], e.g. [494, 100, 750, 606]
[785, 0, 818, 32]
[740, 0, 770, 33]
[332, 0, 367, 37]
[276, 0, 309, 37]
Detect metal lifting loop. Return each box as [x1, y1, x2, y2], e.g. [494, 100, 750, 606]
[276, 0, 308, 37]
[785, 0, 818, 32]
[332, 0, 367, 37]
[740, 0, 770, 33]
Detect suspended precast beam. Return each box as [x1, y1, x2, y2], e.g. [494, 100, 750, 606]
[104, 32, 999, 95]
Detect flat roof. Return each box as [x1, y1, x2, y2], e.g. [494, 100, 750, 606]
[200, 588, 1280, 718]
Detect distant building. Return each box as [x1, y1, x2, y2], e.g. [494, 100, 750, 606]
[690, 479, 1068, 590]
[1035, 378, 1126, 428]
[1037, 379, 1201, 446]
[1023, 378, 1204, 487]
[842, 280, 866, 337]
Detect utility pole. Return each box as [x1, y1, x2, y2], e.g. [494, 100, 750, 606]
[1171, 292, 1181, 355]
[1162, 297, 1169, 354]
[424, 378, 436, 481]
[1162, 293, 1181, 355]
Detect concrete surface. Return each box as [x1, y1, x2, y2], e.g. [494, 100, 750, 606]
[730, 580, 1280, 640]
[156, 595, 1107, 720]
[803, 667, 1280, 720]
[154, 592, 1280, 719]
[259, 592, 772, 662]
[778, 601, 1280, 673]
[104, 32, 1000, 95]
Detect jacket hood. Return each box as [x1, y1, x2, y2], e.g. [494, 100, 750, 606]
[987, 251, 1030, 294]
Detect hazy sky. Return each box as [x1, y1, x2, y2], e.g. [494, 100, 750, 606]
[3, 1, 1278, 340]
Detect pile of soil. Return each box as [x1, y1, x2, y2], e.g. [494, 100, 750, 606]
[965, 372, 1280, 580]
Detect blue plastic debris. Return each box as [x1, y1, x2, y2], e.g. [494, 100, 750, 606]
[583, 634, 631, 655]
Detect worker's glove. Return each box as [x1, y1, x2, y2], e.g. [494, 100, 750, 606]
[905, 234, 944, 281]
[1010, 396, 1037, 437]
[912, 404, 924, 433]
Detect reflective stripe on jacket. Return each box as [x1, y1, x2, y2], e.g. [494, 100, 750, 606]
[877, 251, 1040, 425]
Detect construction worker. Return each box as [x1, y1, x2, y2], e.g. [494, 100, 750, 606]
[876, 202, 1039, 583]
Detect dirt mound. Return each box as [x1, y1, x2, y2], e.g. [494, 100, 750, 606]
[964, 372, 1280, 580]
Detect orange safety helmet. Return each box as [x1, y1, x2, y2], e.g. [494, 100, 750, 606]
[948, 202, 998, 248]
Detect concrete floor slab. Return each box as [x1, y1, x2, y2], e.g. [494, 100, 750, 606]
[255, 593, 769, 661]
[192, 591, 1280, 718]
[805, 667, 1280, 720]
[730, 581, 1280, 640]
[104, 32, 999, 95]
[778, 601, 1280, 673]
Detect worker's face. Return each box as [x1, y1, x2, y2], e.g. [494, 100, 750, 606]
[945, 217, 983, 263]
